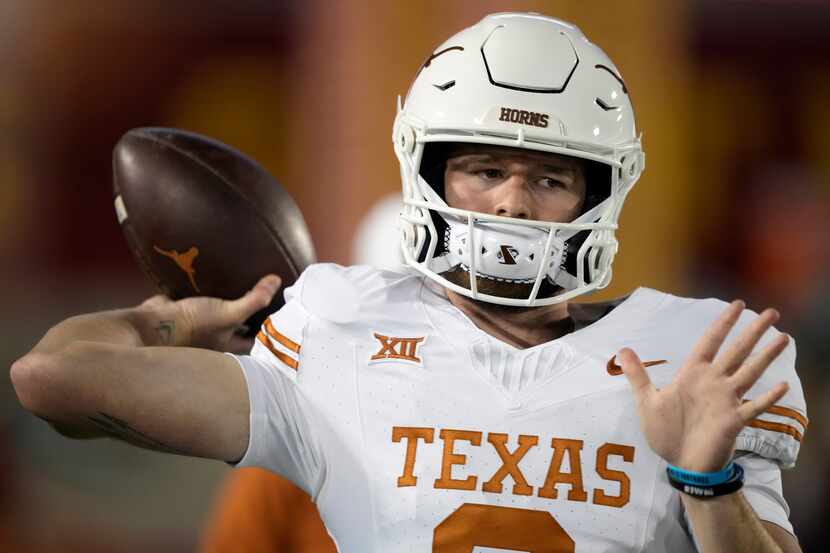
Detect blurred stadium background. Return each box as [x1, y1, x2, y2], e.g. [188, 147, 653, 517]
[1, 0, 828, 551]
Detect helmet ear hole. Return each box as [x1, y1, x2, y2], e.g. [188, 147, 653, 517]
[623, 155, 639, 179]
[397, 124, 416, 154]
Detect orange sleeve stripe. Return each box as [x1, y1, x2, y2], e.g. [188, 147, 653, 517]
[264, 319, 301, 353]
[256, 331, 299, 371]
[746, 419, 803, 442]
[741, 400, 808, 429]
[764, 405, 808, 429]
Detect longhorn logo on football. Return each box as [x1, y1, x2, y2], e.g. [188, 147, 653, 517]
[153, 245, 201, 293]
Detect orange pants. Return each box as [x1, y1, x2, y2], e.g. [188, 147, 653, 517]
[200, 468, 336, 553]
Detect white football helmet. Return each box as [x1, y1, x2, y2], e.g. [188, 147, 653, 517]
[393, 12, 644, 306]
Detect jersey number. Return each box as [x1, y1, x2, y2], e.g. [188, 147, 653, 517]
[433, 503, 575, 552]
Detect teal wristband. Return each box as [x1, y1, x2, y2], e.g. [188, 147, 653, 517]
[666, 462, 736, 486]
[666, 462, 744, 499]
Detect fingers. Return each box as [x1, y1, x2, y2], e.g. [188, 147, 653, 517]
[730, 333, 790, 396]
[718, 308, 779, 375]
[223, 275, 282, 324]
[618, 348, 656, 402]
[737, 381, 790, 422]
[690, 300, 745, 363]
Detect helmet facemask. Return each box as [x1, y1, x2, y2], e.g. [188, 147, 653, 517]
[394, 13, 644, 307]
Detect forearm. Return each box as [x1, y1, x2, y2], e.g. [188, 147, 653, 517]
[683, 492, 781, 553]
[14, 302, 187, 439]
[11, 341, 249, 460]
[11, 279, 271, 456]
[30, 302, 185, 356]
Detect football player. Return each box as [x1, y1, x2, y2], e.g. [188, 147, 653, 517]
[11, 13, 806, 552]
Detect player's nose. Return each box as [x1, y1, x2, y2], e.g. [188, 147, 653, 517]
[494, 176, 533, 219]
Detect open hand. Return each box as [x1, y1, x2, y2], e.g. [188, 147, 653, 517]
[140, 275, 281, 354]
[618, 300, 790, 472]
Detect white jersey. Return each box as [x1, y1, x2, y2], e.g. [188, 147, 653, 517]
[229, 263, 807, 552]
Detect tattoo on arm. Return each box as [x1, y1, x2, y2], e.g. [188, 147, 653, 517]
[87, 412, 187, 455]
[156, 320, 175, 345]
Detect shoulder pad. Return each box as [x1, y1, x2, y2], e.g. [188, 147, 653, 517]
[251, 264, 424, 375]
[293, 263, 421, 324]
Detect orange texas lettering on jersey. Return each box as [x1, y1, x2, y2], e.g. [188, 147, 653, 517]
[392, 427, 635, 509]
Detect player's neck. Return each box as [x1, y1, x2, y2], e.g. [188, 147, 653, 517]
[446, 290, 573, 349]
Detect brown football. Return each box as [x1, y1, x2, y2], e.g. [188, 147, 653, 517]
[112, 127, 316, 336]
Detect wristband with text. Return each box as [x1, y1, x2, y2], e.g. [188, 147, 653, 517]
[666, 462, 744, 499]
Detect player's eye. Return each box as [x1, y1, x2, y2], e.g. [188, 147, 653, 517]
[477, 168, 504, 180]
[538, 177, 566, 189]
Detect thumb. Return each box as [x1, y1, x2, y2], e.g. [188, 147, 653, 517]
[140, 294, 173, 310]
[618, 347, 656, 402]
[224, 275, 282, 323]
